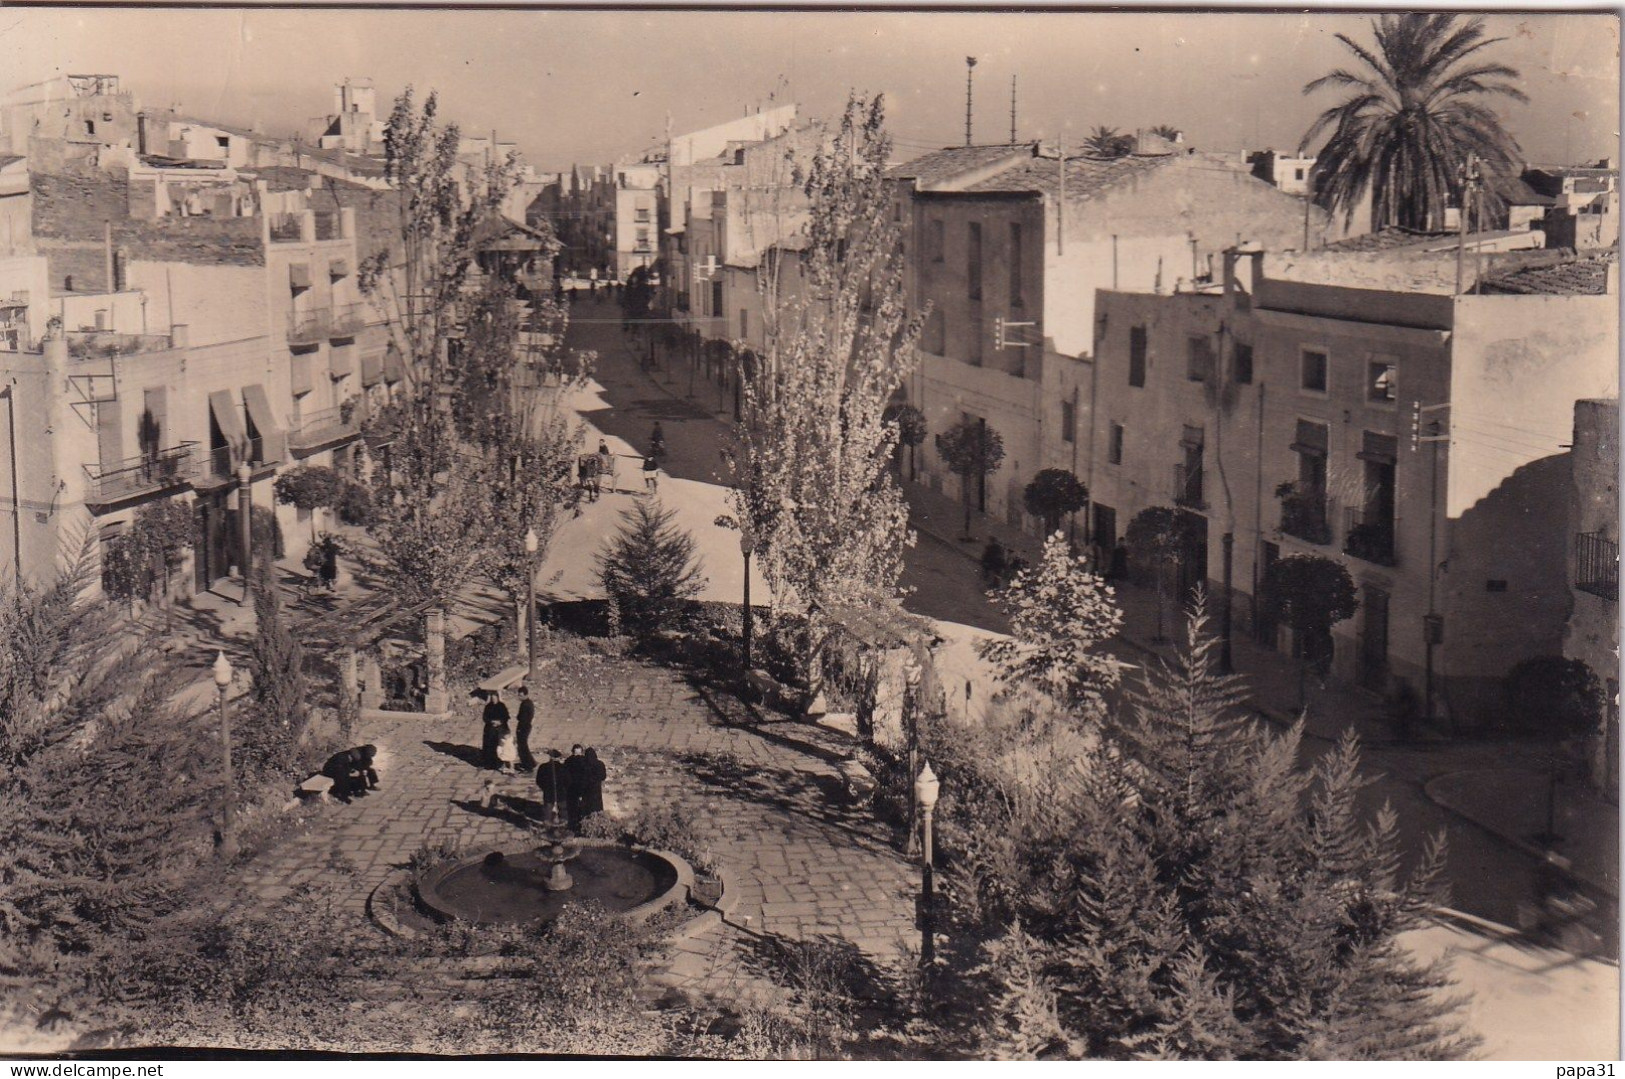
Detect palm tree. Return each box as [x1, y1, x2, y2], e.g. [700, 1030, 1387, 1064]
[1301, 14, 1526, 232]
[1148, 124, 1182, 142]
[1083, 125, 1134, 159]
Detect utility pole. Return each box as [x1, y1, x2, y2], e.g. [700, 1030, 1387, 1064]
[1056, 142, 1065, 255]
[1456, 152, 1480, 295]
[964, 57, 978, 147]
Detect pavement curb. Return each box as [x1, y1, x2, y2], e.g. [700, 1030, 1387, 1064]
[1425, 771, 1620, 900]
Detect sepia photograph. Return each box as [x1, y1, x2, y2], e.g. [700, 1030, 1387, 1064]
[0, 3, 1618, 1064]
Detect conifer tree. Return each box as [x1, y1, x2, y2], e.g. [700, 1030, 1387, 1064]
[596, 498, 706, 639]
[245, 557, 307, 775]
[1027, 606, 1474, 1060]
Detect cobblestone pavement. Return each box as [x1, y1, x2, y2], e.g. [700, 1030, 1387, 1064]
[233, 656, 922, 991]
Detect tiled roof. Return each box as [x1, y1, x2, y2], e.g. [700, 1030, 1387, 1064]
[886, 144, 1036, 186]
[1323, 227, 1453, 252]
[1478, 252, 1617, 296]
[963, 150, 1180, 201]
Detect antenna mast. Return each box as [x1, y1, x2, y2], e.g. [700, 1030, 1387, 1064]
[1010, 75, 1017, 144]
[964, 57, 978, 147]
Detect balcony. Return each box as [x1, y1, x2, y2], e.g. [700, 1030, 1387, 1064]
[1277, 483, 1332, 545]
[329, 302, 366, 340]
[1173, 463, 1206, 511]
[268, 212, 304, 243]
[1344, 507, 1398, 566]
[289, 404, 359, 457]
[66, 331, 172, 360]
[1576, 531, 1618, 601]
[287, 308, 329, 347]
[83, 443, 198, 508]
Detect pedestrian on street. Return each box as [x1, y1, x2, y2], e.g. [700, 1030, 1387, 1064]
[1108, 542, 1129, 583]
[642, 455, 658, 492]
[563, 744, 589, 832]
[649, 422, 666, 461]
[580, 747, 607, 819]
[514, 684, 537, 771]
[597, 441, 614, 493]
[480, 690, 510, 770]
[579, 454, 599, 502]
[980, 539, 1006, 586]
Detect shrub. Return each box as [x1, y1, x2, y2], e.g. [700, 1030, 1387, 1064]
[1505, 656, 1603, 739]
[584, 803, 718, 876]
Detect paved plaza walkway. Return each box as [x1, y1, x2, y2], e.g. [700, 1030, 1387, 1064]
[233, 654, 922, 995]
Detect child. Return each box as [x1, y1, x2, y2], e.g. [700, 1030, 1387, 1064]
[495, 717, 519, 774]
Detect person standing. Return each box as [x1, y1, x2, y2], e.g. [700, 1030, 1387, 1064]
[597, 441, 614, 493]
[649, 422, 666, 461]
[513, 685, 537, 771]
[536, 748, 569, 820]
[642, 455, 658, 493]
[580, 747, 607, 818]
[495, 718, 519, 775]
[563, 744, 589, 832]
[480, 690, 510, 770]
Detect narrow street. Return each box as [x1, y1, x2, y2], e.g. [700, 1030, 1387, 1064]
[560, 295, 1618, 956]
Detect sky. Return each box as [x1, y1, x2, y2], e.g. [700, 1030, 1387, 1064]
[2, 8, 1617, 173]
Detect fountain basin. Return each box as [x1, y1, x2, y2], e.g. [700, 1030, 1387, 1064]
[414, 841, 689, 927]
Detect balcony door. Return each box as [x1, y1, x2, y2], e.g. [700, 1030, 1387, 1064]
[1358, 584, 1390, 691]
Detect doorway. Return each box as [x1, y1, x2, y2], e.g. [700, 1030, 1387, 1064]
[1255, 540, 1280, 647]
[1358, 585, 1390, 690]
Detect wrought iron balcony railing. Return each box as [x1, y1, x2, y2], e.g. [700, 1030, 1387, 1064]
[1173, 463, 1206, 511]
[289, 405, 359, 455]
[1344, 506, 1398, 566]
[287, 308, 330, 346]
[1576, 530, 1618, 601]
[84, 442, 198, 506]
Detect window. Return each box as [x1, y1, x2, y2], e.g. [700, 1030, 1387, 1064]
[927, 218, 944, 263]
[1129, 326, 1147, 387]
[1009, 223, 1023, 306]
[1576, 531, 1619, 600]
[1108, 423, 1124, 465]
[216, 135, 230, 150]
[1301, 349, 1328, 393]
[1368, 358, 1397, 402]
[968, 222, 983, 301]
[1234, 343, 1254, 384]
[1294, 167, 1305, 181]
[85, 120, 95, 135]
[1187, 335, 1214, 382]
[923, 308, 946, 354]
[1060, 398, 1076, 444]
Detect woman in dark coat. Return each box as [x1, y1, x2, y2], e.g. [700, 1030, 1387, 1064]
[480, 691, 510, 770]
[580, 747, 607, 816]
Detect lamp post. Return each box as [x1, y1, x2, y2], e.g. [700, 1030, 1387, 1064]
[740, 531, 755, 673]
[237, 461, 253, 605]
[524, 527, 539, 683]
[213, 650, 238, 860]
[914, 761, 940, 966]
[903, 657, 923, 857]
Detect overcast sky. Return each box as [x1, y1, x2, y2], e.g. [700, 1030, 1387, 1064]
[3, 9, 1617, 173]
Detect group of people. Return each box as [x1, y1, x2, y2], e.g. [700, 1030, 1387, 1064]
[535, 745, 607, 832]
[476, 689, 609, 831]
[577, 429, 667, 501]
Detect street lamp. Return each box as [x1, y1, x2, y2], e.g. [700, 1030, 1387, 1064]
[914, 761, 940, 965]
[213, 650, 238, 860]
[740, 531, 755, 673]
[524, 527, 539, 683]
[237, 461, 253, 606]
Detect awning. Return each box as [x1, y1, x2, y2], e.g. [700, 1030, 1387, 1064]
[1290, 419, 1328, 457]
[1357, 431, 1398, 465]
[383, 345, 405, 383]
[329, 257, 351, 278]
[208, 389, 249, 457]
[290, 352, 313, 396]
[329, 341, 354, 378]
[1180, 425, 1205, 451]
[360, 347, 383, 387]
[242, 383, 285, 463]
[289, 263, 312, 290]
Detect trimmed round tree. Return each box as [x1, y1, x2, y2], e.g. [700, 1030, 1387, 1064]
[1125, 505, 1203, 642]
[275, 465, 344, 539]
[882, 403, 928, 481]
[937, 418, 1006, 539]
[1023, 469, 1088, 536]
[1263, 554, 1358, 704]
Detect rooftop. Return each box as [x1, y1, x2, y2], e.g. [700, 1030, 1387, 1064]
[1477, 251, 1617, 296]
[1323, 227, 1453, 253]
[964, 149, 1190, 202]
[886, 143, 1037, 187]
